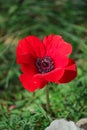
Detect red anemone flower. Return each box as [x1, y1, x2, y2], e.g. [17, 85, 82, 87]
[16, 34, 77, 92]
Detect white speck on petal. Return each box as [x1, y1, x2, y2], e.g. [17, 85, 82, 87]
[34, 81, 37, 84]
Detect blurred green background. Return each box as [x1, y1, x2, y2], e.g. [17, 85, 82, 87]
[0, 0, 87, 130]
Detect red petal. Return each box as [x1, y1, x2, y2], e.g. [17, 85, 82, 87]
[43, 34, 72, 58]
[25, 36, 45, 57]
[16, 39, 33, 64]
[20, 74, 47, 92]
[54, 56, 69, 68]
[21, 63, 37, 75]
[35, 69, 64, 83]
[58, 59, 77, 83]
[16, 35, 45, 64]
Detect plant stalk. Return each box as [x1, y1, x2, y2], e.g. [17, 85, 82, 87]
[46, 85, 50, 113]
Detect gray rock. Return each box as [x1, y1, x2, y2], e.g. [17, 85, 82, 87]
[45, 119, 84, 130]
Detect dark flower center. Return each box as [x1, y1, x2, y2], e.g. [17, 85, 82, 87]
[36, 56, 54, 73]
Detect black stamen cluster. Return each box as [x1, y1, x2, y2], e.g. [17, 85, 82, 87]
[36, 56, 54, 74]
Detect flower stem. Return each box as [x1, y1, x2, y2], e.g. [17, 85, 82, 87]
[46, 85, 50, 113]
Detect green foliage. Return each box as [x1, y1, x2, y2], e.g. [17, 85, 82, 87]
[0, 110, 50, 130]
[0, 0, 87, 129]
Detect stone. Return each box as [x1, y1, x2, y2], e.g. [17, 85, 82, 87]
[45, 119, 84, 130]
[76, 118, 87, 130]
